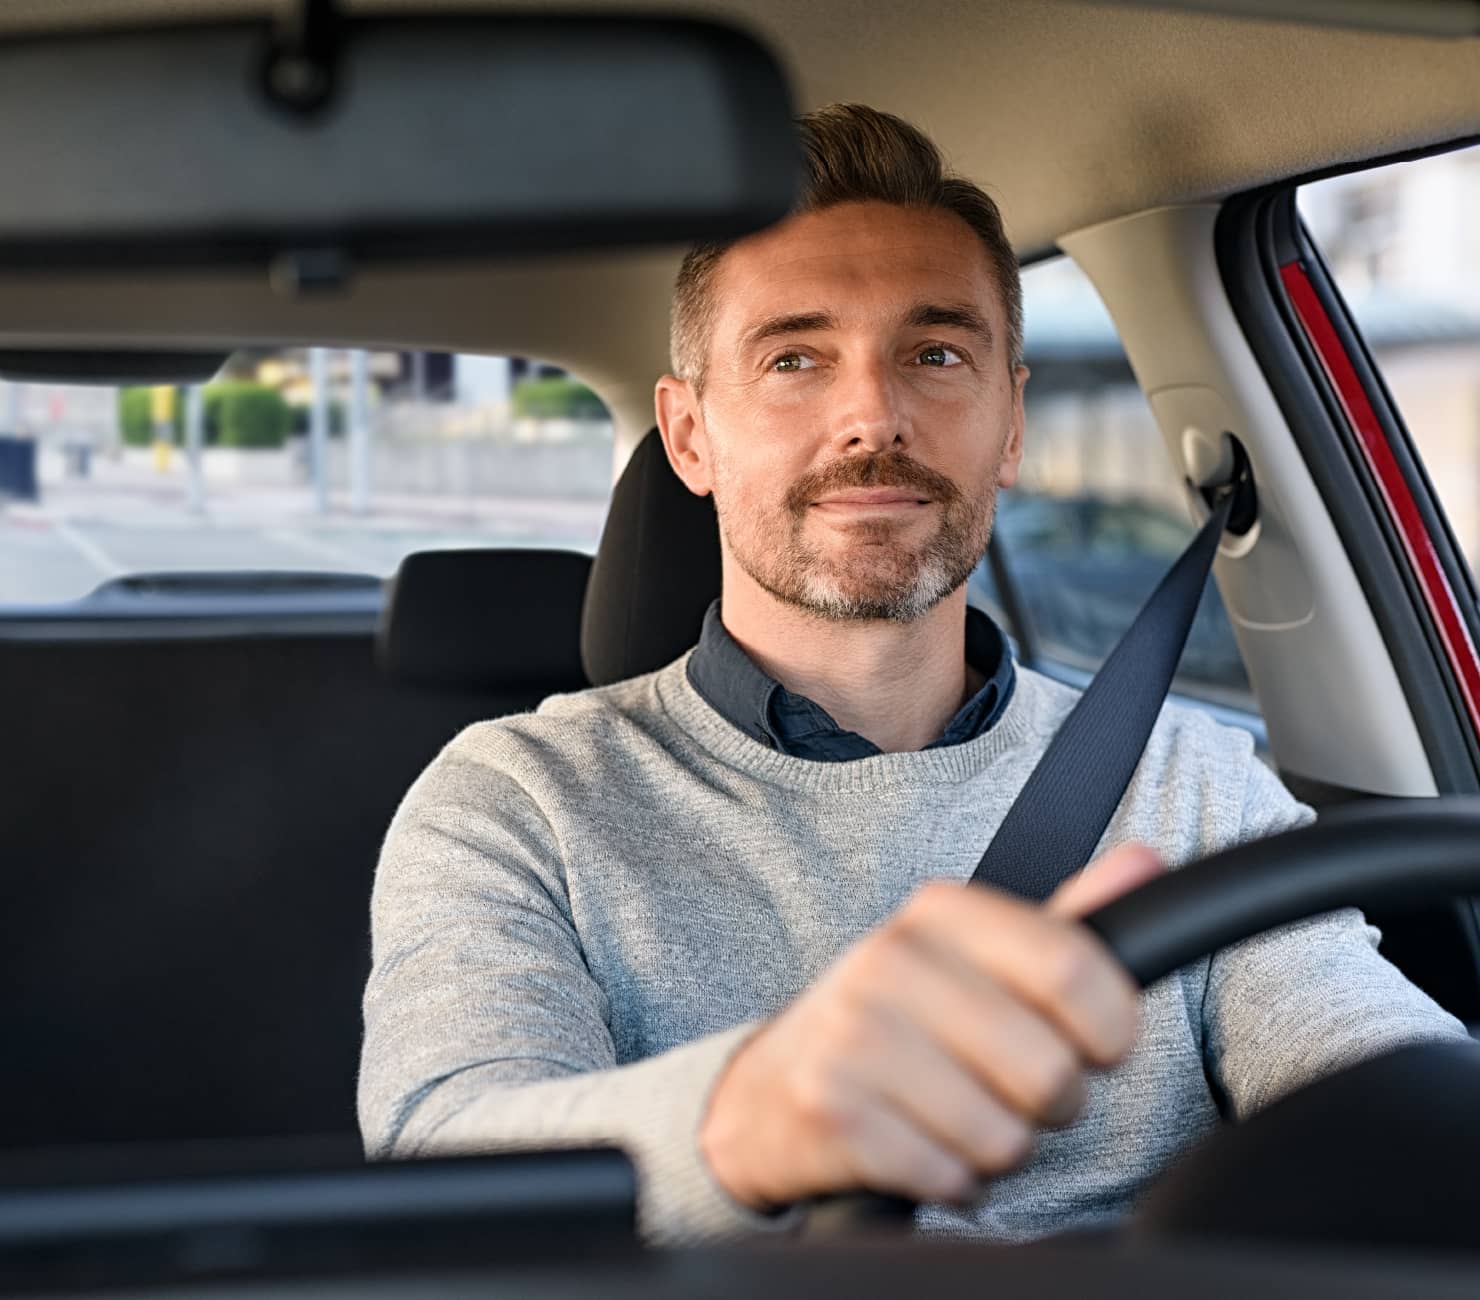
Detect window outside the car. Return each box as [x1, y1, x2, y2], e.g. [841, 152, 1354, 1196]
[968, 256, 1256, 713]
[0, 351, 613, 609]
[1299, 143, 1480, 594]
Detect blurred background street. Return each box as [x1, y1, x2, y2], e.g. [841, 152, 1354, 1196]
[0, 349, 613, 604]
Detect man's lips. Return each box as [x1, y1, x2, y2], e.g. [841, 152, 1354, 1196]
[811, 489, 933, 508]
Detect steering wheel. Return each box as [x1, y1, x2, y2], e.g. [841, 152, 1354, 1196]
[812, 798, 1480, 1246]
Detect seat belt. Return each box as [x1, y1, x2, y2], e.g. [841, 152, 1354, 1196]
[971, 478, 1243, 903]
[805, 469, 1253, 1235]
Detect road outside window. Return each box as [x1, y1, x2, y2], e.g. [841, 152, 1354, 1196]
[0, 351, 614, 607]
[969, 257, 1254, 711]
[1300, 144, 1480, 594]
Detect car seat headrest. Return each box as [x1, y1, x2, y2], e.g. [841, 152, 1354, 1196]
[378, 548, 591, 690]
[580, 427, 722, 686]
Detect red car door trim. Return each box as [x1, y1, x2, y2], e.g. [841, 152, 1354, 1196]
[1280, 259, 1480, 737]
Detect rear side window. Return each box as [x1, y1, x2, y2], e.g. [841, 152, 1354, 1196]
[0, 351, 613, 608]
[969, 257, 1255, 712]
[1299, 143, 1480, 594]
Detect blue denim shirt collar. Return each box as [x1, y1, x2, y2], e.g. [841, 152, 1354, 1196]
[685, 599, 1017, 761]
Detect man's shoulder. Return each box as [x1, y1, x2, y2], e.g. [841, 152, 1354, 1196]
[1012, 665, 1303, 861]
[1011, 663, 1269, 856]
[428, 659, 688, 788]
[1011, 663, 1257, 768]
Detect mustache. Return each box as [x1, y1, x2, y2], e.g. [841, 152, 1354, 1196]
[783, 453, 964, 515]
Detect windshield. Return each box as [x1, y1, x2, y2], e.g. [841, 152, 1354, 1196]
[0, 348, 613, 608]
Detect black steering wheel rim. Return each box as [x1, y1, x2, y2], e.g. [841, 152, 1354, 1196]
[1081, 796, 1480, 986]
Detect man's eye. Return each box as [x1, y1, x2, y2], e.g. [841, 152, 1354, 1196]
[916, 345, 963, 367]
[772, 353, 814, 372]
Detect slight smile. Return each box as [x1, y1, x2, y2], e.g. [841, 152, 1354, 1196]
[810, 490, 933, 514]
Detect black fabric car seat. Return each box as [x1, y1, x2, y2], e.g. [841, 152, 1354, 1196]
[379, 547, 591, 691]
[581, 428, 721, 686]
[0, 548, 594, 1156]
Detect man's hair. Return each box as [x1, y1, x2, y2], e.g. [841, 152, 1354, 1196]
[670, 102, 1023, 393]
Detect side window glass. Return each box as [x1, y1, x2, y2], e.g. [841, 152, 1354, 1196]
[0, 351, 613, 608]
[1299, 144, 1480, 593]
[969, 257, 1255, 711]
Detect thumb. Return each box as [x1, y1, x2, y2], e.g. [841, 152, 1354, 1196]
[1045, 842, 1165, 921]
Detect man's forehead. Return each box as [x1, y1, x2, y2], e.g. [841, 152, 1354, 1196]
[712, 202, 999, 336]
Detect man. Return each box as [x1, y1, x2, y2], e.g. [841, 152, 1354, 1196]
[359, 104, 1462, 1244]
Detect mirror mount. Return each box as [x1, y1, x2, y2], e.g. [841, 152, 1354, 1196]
[261, 0, 344, 118]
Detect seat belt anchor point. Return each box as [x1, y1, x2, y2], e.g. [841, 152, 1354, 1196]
[1189, 434, 1258, 539]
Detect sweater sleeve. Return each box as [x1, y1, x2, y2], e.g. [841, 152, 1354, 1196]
[1202, 756, 1468, 1119]
[357, 741, 794, 1245]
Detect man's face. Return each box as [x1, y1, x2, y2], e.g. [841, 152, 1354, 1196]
[661, 200, 1027, 624]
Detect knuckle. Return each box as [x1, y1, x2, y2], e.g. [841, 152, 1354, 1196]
[916, 878, 960, 907]
[1076, 971, 1141, 1065]
[1098, 990, 1143, 1061]
[971, 1112, 1034, 1171]
[846, 932, 908, 992]
[1039, 930, 1100, 1004]
[1053, 1065, 1091, 1123]
[999, 1118, 1036, 1168]
[935, 1083, 1036, 1176]
[788, 1059, 851, 1134]
[1017, 1043, 1081, 1116]
[900, 880, 956, 927]
[826, 1005, 885, 1063]
[853, 1142, 972, 1205]
[918, 1153, 977, 1204]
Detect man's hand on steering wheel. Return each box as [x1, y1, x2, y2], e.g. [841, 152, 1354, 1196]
[698, 842, 1166, 1211]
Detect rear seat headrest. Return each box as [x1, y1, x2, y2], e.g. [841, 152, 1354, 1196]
[580, 427, 722, 686]
[378, 548, 591, 691]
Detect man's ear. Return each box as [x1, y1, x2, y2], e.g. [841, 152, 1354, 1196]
[654, 374, 714, 497]
[996, 363, 1029, 490]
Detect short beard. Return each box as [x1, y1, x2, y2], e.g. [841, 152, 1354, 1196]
[715, 451, 998, 625]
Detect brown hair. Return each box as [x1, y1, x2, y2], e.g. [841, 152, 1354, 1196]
[670, 103, 1023, 393]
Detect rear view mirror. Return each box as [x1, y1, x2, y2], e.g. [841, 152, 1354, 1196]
[0, 9, 799, 277]
[0, 350, 227, 384]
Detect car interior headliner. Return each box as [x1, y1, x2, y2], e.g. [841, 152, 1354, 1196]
[1, 0, 1477, 440]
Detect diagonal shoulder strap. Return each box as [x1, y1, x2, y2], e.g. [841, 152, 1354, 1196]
[972, 490, 1236, 902]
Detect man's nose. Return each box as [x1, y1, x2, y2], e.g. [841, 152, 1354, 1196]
[829, 357, 912, 455]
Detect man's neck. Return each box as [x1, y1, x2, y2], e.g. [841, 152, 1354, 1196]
[719, 566, 983, 754]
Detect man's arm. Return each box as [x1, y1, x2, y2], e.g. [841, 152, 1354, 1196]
[1202, 757, 1468, 1118]
[357, 743, 788, 1245]
[361, 730, 1163, 1234]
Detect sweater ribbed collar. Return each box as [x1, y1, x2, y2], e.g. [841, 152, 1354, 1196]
[654, 651, 1047, 794]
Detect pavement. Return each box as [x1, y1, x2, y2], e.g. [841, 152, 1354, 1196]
[0, 456, 608, 605]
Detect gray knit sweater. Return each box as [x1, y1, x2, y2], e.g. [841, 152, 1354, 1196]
[359, 656, 1464, 1245]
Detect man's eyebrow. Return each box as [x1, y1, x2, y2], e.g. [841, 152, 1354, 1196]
[737, 303, 995, 353]
[739, 311, 838, 352]
[905, 302, 995, 350]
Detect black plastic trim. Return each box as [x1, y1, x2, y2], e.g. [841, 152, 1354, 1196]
[1277, 770, 1387, 810]
[0, 349, 227, 384]
[0, 612, 379, 642]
